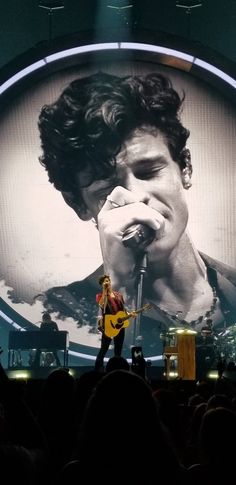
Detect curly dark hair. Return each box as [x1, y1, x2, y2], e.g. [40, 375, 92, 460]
[38, 71, 190, 208]
[98, 274, 110, 286]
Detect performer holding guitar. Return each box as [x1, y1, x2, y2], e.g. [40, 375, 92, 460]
[95, 274, 137, 371]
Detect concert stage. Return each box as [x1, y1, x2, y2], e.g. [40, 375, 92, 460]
[5, 365, 221, 386]
[5, 364, 164, 380]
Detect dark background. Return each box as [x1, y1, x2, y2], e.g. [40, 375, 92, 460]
[0, 0, 236, 71]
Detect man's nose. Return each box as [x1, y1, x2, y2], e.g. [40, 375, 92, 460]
[123, 175, 150, 204]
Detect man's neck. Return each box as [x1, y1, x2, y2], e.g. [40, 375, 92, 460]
[147, 233, 205, 294]
[143, 234, 216, 320]
[109, 233, 211, 315]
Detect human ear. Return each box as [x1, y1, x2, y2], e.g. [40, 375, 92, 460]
[180, 148, 192, 190]
[61, 191, 93, 221]
[181, 166, 192, 189]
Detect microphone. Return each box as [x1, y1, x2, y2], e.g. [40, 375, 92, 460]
[122, 224, 155, 250]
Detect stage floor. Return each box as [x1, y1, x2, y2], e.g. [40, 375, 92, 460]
[5, 364, 166, 381]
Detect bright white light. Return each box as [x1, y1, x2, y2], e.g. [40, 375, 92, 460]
[119, 41, 194, 62]
[10, 371, 30, 379]
[176, 328, 197, 334]
[0, 42, 235, 97]
[45, 42, 119, 63]
[194, 57, 236, 89]
[0, 60, 46, 95]
[0, 310, 22, 329]
[207, 371, 219, 379]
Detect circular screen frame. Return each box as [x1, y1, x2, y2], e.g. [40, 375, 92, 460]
[0, 34, 235, 365]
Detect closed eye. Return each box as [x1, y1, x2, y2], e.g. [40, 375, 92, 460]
[134, 157, 167, 180]
[135, 167, 165, 180]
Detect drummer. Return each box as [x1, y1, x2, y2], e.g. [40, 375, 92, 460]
[201, 318, 213, 336]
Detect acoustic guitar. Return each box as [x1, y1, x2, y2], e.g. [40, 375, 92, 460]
[98, 303, 151, 338]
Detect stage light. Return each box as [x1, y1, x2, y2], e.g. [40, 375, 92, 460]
[176, 1, 202, 8]
[107, 1, 133, 27]
[8, 370, 31, 380]
[107, 4, 133, 10]
[38, 1, 65, 43]
[206, 370, 218, 379]
[38, 1, 64, 10]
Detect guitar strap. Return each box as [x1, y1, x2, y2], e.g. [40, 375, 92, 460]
[104, 293, 123, 315]
[103, 293, 108, 315]
[98, 292, 125, 333]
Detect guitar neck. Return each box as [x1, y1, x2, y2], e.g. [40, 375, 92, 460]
[115, 305, 149, 324]
[127, 306, 145, 319]
[135, 308, 144, 315]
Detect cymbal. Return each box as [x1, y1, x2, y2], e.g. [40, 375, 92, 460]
[201, 327, 213, 336]
[226, 325, 236, 333]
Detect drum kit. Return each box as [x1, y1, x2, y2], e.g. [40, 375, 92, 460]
[161, 323, 236, 367]
[215, 325, 236, 362]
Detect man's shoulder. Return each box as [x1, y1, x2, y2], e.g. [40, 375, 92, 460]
[200, 252, 236, 286]
[42, 265, 103, 321]
[46, 265, 102, 298]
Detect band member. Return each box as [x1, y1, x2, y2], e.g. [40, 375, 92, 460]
[33, 312, 61, 367]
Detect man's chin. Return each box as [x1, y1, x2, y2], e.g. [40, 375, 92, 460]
[145, 236, 174, 264]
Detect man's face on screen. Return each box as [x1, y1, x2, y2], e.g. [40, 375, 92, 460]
[79, 126, 190, 261]
[103, 276, 111, 289]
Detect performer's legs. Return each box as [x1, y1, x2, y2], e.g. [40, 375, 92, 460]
[114, 328, 125, 357]
[95, 333, 111, 370]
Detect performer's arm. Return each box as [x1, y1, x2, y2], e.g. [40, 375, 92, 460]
[121, 295, 137, 318]
[98, 294, 105, 309]
[96, 282, 109, 310]
[96, 289, 107, 310]
[96, 290, 107, 333]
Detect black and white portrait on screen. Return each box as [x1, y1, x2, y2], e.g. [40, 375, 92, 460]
[0, 58, 235, 364]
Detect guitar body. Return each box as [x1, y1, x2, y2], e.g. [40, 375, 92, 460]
[98, 304, 151, 338]
[103, 311, 130, 338]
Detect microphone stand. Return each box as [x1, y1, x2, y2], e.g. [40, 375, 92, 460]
[103, 289, 108, 317]
[133, 252, 147, 346]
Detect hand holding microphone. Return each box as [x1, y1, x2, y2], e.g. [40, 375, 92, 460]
[122, 224, 155, 249]
[103, 281, 109, 293]
[105, 191, 164, 251]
